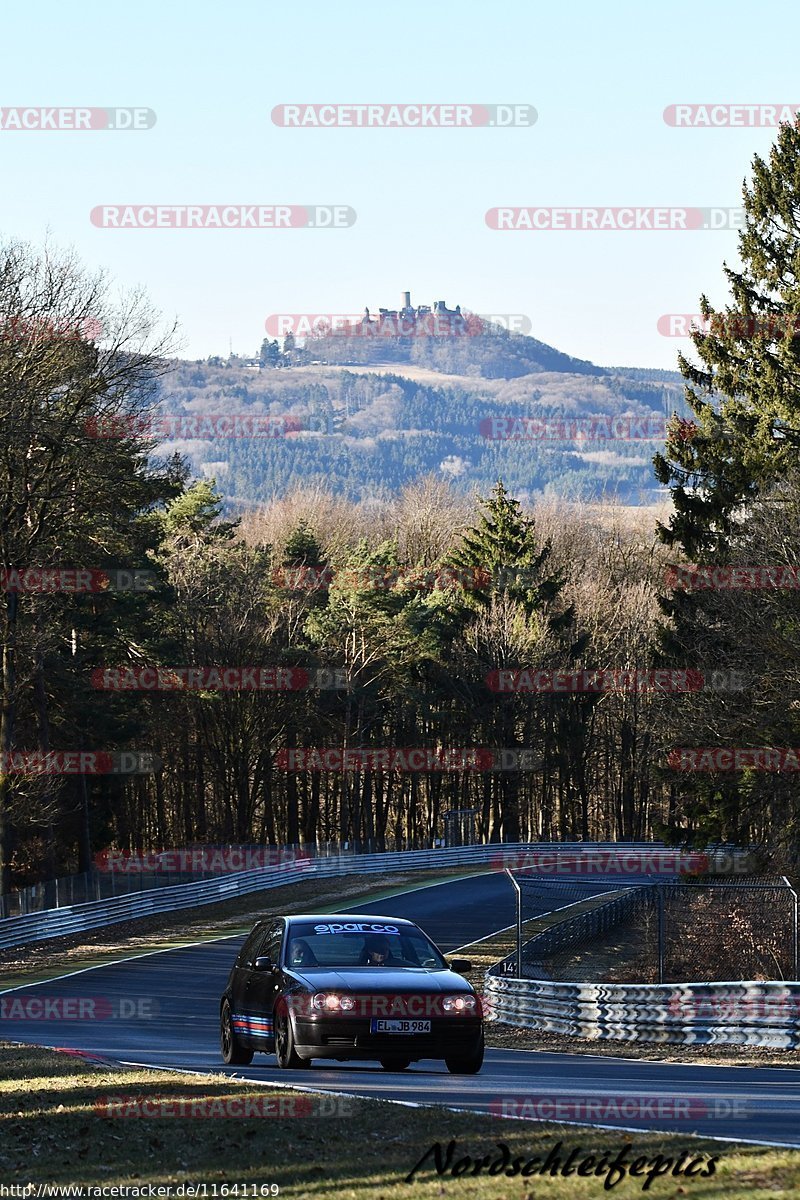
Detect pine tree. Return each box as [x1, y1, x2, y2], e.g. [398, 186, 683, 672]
[161, 479, 237, 543]
[448, 480, 572, 626]
[445, 482, 587, 841]
[652, 121, 800, 855]
[654, 117, 800, 560]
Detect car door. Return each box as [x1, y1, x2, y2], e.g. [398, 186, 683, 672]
[228, 923, 265, 1044]
[240, 919, 285, 1048]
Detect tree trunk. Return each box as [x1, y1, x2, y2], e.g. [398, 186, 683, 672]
[0, 592, 19, 894]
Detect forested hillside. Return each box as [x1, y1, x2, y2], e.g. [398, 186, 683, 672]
[155, 329, 688, 505]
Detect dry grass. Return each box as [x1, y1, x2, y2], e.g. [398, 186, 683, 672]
[0, 1042, 789, 1196]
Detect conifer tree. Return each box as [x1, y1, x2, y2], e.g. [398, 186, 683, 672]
[655, 117, 800, 560]
[448, 480, 572, 625]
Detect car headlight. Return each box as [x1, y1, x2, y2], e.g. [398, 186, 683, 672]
[442, 994, 479, 1014]
[311, 992, 356, 1011]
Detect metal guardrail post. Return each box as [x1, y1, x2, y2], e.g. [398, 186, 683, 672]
[505, 867, 522, 979]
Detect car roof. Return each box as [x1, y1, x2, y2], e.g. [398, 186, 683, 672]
[284, 913, 416, 926]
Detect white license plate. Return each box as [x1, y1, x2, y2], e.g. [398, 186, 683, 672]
[371, 1019, 431, 1034]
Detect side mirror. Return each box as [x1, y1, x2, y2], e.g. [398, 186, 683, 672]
[449, 958, 472, 975]
[253, 956, 274, 972]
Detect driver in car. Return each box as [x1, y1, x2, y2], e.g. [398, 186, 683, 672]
[288, 938, 317, 967]
[362, 932, 392, 966]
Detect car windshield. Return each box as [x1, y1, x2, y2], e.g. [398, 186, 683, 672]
[284, 920, 447, 969]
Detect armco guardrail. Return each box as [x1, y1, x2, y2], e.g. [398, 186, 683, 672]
[484, 975, 800, 1048]
[0, 841, 670, 952]
[485, 858, 799, 1048]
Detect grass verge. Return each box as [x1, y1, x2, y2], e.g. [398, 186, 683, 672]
[1, 1042, 795, 1196]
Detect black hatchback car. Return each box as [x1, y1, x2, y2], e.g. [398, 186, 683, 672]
[220, 913, 484, 1073]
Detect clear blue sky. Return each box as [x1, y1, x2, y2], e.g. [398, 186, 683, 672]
[1, 0, 796, 368]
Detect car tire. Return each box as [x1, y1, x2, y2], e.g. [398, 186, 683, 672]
[379, 1057, 411, 1071]
[444, 1033, 484, 1075]
[220, 999, 253, 1066]
[274, 1001, 310, 1069]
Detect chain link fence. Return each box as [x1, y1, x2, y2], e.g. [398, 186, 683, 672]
[510, 873, 798, 983]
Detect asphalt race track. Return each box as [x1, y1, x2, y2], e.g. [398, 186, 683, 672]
[2, 872, 800, 1147]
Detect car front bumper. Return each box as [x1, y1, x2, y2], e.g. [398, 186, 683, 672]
[292, 1016, 483, 1060]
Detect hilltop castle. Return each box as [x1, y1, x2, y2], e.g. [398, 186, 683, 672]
[359, 291, 467, 334]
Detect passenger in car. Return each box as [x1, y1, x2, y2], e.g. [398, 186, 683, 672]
[288, 938, 318, 967]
